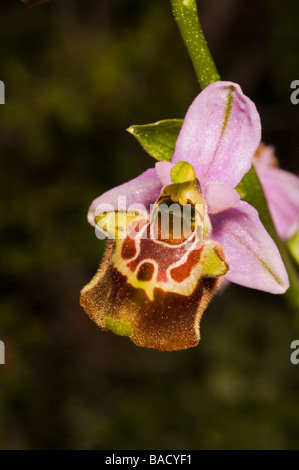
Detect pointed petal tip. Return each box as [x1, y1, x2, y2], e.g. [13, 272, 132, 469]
[211, 200, 290, 295]
[274, 280, 289, 295]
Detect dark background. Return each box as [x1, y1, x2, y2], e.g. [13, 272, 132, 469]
[0, 0, 299, 449]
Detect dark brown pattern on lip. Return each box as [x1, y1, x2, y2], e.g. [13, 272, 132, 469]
[121, 237, 136, 260]
[137, 262, 155, 282]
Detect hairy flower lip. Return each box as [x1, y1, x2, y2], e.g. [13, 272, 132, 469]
[80, 237, 228, 351]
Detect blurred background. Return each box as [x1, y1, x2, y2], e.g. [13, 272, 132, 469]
[0, 0, 299, 450]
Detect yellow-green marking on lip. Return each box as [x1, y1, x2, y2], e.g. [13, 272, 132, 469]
[105, 317, 133, 337]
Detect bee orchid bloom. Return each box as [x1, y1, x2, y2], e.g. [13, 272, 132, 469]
[254, 143, 299, 241]
[80, 81, 289, 351]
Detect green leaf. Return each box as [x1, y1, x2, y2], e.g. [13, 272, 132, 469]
[127, 119, 183, 162]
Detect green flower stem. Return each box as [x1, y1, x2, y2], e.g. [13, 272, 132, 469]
[169, 0, 220, 89]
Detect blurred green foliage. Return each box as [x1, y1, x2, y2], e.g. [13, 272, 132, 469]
[0, 0, 299, 449]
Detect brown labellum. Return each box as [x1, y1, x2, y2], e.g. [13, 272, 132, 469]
[80, 239, 227, 351]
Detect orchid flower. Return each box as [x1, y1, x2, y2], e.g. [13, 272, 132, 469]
[254, 143, 299, 241]
[80, 81, 289, 351]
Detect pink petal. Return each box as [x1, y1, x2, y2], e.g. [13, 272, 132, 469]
[210, 200, 289, 294]
[155, 161, 173, 186]
[204, 182, 240, 214]
[172, 81, 261, 188]
[254, 145, 276, 171]
[87, 168, 162, 227]
[257, 166, 299, 240]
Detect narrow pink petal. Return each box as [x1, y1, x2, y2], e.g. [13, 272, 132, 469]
[172, 81, 261, 187]
[204, 182, 240, 214]
[210, 200, 289, 294]
[87, 168, 162, 227]
[254, 145, 277, 171]
[257, 166, 299, 240]
[155, 161, 173, 186]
